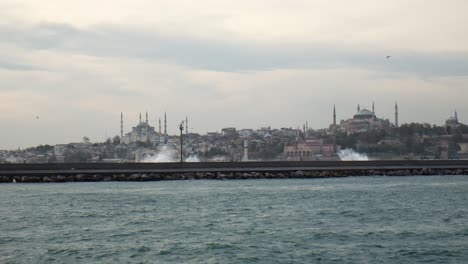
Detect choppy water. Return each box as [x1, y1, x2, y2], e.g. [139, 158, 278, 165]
[1, 176, 468, 264]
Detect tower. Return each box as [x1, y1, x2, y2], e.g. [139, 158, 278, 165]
[185, 116, 188, 135]
[333, 105, 336, 128]
[120, 112, 124, 144]
[159, 117, 162, 134]
[139, 113, 142, 123]
[243, 140, 249, 161]
[164, 112, 167, 136]
[455, 110, 458, 122]
[395, 102, 399, 128]
[372, 101, 375, 121]
[146, 111, 148, 124]
[357, 104, 360, 112]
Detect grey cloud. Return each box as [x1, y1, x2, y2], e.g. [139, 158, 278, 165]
[1, 22, 467, 76]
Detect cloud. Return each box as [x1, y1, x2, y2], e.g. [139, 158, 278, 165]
[1, 23, 467, 77]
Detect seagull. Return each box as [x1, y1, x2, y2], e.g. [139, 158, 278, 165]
[386, 56, 391, 59]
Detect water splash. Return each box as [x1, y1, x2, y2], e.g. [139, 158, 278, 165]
[338, 149, 369, 161]
[142, 145, 177, 162]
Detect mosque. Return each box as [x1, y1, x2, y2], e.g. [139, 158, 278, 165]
[121, 112, 167, 144]
[332, 102, 398, 134]
[445, 110, 461, 134]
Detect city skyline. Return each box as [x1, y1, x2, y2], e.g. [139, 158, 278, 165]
[0, 102, 464, 150]
[1, 0, 468, 149]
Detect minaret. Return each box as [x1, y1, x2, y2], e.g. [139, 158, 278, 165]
[120, 112, 124, 144]
[357, 104, 360, 112]
[455, 110, 458, 122]
[164, 112, 167, 136]
[146, 111, 148, 124]
[139, 113, 142, 123]
[372, 101, 375, 121]
[159, 117, 162, 134]
[185, 116, 188, 135]
[395, 102, 399, 128]
[333, 105, 336, 128]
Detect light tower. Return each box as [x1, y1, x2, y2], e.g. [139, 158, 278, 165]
[243, 140, 249, 161]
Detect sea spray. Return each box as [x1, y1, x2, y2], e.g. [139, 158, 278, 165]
[338, 149, 369, 161]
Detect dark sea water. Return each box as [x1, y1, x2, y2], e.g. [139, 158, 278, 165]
[1, 176, 468, 264]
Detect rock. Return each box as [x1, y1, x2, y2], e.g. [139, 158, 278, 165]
[43, 176, 53, 182]
[56, 175, 67, 182]
[128, 174, 141, 181]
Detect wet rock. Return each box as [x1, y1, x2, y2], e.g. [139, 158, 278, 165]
[128, 174, 141, 181]
[43, 176, 53, 182]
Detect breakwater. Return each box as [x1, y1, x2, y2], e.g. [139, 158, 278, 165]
[1, 160, 468, 183]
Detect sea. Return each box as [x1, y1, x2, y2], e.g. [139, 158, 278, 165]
[1, 175, 467, 264]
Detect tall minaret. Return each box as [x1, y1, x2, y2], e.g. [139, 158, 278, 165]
[357, 104, 360, 112]
[185, 116, 188, 135]
[333, 105, 336, 128]
[146, 111, 148, 124]
[372, 101, 375, 122]
[159, 117, 162, 134]
[139, 113, 142, 123]
[395, 102, 399, 128]
[120, 112, 124, 144]
[164, 112, 167, 136]
[455, 110, 458, 122]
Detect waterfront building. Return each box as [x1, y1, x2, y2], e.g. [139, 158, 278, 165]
[284, 139, 339, 160]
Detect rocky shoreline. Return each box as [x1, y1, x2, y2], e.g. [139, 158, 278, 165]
[1, 168, 468, 183]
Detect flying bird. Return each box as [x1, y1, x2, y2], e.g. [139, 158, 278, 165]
[386, 56, 391, 59]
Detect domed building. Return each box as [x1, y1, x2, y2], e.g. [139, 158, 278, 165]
[336, 103, 395, 134]
[445, 111, 460, 134]
[122, 112, 163, 144]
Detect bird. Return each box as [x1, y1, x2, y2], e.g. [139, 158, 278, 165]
[35, 116, 39, 119]
[386, 56, 391, 59]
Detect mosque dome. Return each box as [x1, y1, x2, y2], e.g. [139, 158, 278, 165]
[353, 109, 374, 119]
[445, 117, 458, 125]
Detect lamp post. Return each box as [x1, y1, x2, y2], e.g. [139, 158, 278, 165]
[179, 121, 184, 163]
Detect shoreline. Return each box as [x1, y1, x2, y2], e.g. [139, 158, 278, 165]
[1, 168, 468, 183]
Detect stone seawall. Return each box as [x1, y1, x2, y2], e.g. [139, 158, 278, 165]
[1, 168, 467, 183]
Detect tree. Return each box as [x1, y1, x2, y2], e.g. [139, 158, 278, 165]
[112, 135, 121, 145]
[82, 136, 90, 144]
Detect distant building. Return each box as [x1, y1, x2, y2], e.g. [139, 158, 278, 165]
[284, 139, 339, 160]
[445, 110, 460, 134]
[337, 103, 393, 134]
[122, 112, 161, 144]
[221, 127, 237, 137]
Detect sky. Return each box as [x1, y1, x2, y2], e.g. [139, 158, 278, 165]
[1, 0, 468, 149]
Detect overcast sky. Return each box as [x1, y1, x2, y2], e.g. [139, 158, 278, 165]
[1, 0, 468, 149]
